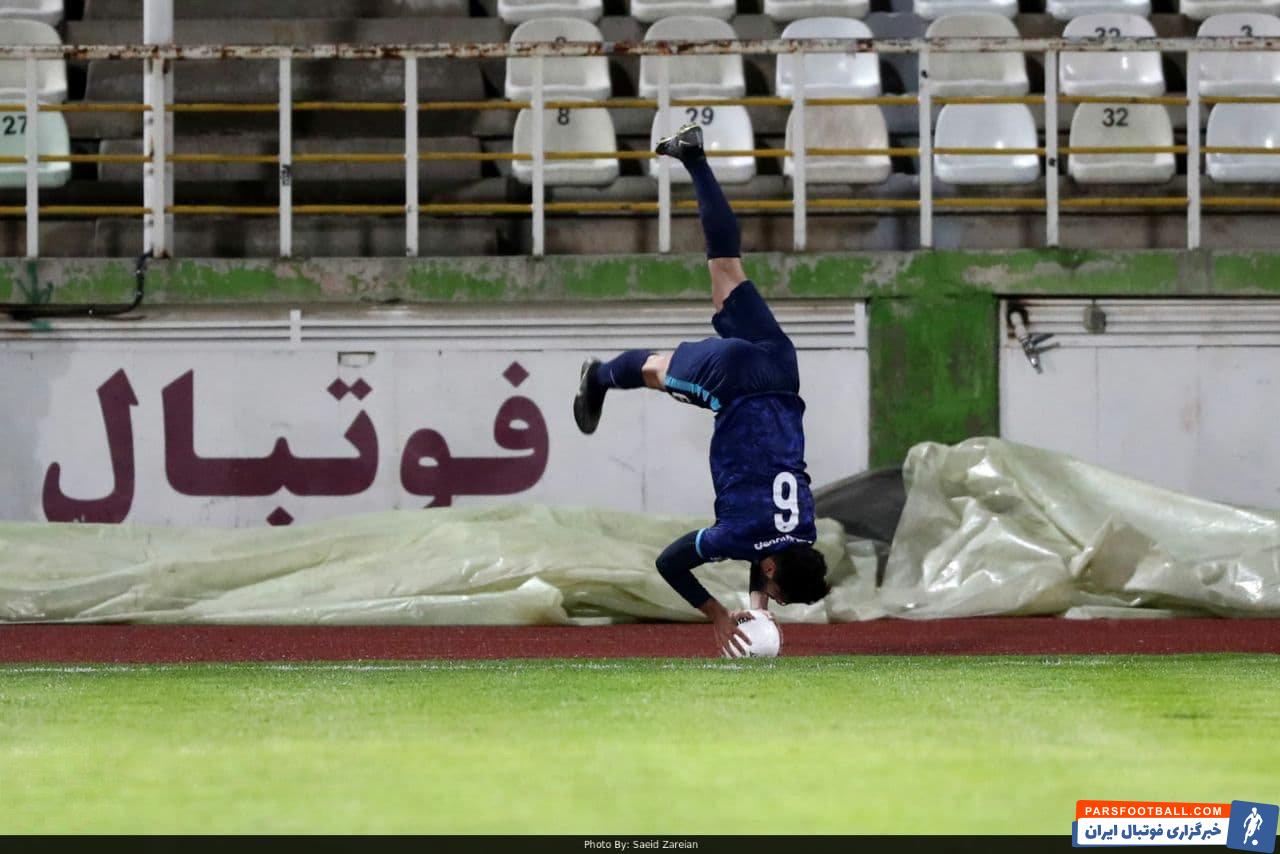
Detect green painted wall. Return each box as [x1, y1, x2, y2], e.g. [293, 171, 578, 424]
[4, 249, 1280, 308]
[869, 296, 999, 468]
[5, 249, 1278, 467]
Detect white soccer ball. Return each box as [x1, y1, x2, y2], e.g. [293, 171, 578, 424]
[724, 610, 782, 659]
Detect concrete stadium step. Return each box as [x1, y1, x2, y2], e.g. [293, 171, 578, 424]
[86, 59, 484, 106]
[66, 17, 509, 46]
[65, 105, 511, 142]
[0, 221, 96, 259]
[531, 210, 1263, 255]
[93, 215, 513, 257]
[97, 136, 489, 186]
[0, 207, 1269, 259]
[476, 0, 1183, 18]
[84, 0, 470, 18]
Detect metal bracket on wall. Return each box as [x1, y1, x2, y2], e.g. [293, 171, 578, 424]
[1083, 302, 1107, 334]
[1008, 304, 1058, 374]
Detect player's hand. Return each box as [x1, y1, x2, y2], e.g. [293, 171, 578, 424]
[714, 610, 751, 657]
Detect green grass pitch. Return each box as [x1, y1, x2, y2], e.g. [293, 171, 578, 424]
[1, 655, 1277, 834]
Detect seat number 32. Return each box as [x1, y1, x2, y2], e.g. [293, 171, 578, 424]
[772, 472, 800, 534]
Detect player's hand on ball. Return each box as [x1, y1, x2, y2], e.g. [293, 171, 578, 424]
[714, 611, 751, 657]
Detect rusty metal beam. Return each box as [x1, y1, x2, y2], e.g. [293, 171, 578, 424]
[3, 37, 1280, 61]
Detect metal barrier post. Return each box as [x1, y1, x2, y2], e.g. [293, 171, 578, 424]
[279, 57, 293, 258]
[918, 46, 933, 249]
[1045, 50, 1059, 247]
[1186, 49, 1201, 250]
[144, 55, 167, 257]
[657, 58, 672, 254]
[143, 0, 171, 257]
[405, 56, 419, 258]
[24, 57, 38, 259]
[792, 51, 807, 252]
[531, 57, 546, 257]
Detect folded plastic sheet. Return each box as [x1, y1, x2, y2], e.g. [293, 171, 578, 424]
[882, 438, 1280, 618]
[0, 505, 874, 625]
[6, 441, 1275, 625]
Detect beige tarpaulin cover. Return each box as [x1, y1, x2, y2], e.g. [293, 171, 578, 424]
[3, 438, 1278, 624]
[882, 438, 1280, 618]
[0, 506, 877, 624]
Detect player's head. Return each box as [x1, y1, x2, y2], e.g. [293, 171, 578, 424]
[760, 546, 831, 605]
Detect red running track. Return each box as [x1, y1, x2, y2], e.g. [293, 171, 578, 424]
[0, 619, 1278, 662]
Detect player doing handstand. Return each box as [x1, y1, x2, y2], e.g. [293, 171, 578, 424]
[572, 123, 830, 655]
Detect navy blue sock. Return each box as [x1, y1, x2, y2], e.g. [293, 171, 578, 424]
[595, 349, 652, 390]
[685, 156, 741, 260]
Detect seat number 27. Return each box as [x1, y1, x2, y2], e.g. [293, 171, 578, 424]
[772, 472, 800, 534]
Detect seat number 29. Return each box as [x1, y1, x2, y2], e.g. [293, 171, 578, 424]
[772, 472, 799, 534]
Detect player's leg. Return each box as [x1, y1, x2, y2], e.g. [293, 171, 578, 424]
[654, 123, 747, 311]
[572, 350, 672, 435]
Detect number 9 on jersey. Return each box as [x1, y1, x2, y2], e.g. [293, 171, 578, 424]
[772, 471, 799, 534]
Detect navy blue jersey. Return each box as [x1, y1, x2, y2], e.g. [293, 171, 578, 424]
[663, 281, 818, 564]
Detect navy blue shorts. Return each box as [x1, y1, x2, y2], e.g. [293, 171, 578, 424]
[664, 281, 799, 413]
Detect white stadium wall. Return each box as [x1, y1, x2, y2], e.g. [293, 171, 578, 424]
[0, 302, 869, 527]
[1001, 299, 1280, 509]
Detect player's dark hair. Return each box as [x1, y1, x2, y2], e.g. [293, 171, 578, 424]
[772, 545, 831, 605]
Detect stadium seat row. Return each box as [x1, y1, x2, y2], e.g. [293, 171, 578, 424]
[7, 14, 1280, 107]
[4, 100, 1274, 191]
[506, 102, 1280, 186]
[497, 0, 1280, 23]
[506, 14, 1280, 101]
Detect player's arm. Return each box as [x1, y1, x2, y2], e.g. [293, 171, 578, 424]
[656, 530, 748, 655]
[748, 562, 769, 611]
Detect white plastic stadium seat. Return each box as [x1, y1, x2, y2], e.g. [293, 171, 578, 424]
[1197, 14, 1280, 96]
[784, 105, 892, 183]
[648, 105, 757, 184]
[639, 17, 746, 99]
[925, 14, 1029, 97]
[776, 18, 880, 99]
[914, 0, 1016, 22]
[1060, 15, 1165, 97]
[0, 19, 67, 104]
[630, 0, 735, 21]
[0, 0, 63, 26]
[1206, 104, 1280, 182]
[512, 100, 620, 186]
[933, 104, 1040, 184]
[1048, 0, 1150, 22]
[0, 111, 70, 188]
[1180, 0, 1280, 21]
[765, 0, 870, 20]
[498, 0, 602, 24]
[1068, 103, 1175, 183]
[506, 19, 611, 102]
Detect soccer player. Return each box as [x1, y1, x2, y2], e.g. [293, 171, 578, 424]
[572, 123, 830, 656]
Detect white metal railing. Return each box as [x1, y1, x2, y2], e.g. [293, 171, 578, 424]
[3, 37, 1280, 259]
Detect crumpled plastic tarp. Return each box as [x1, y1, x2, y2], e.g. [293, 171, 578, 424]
[5, 439, 1278, 624]
[0, 505, 879, 625]
[882, 437, 1280, 618]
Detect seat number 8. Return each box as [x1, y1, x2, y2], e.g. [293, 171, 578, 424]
[772, 472, 799, 534]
